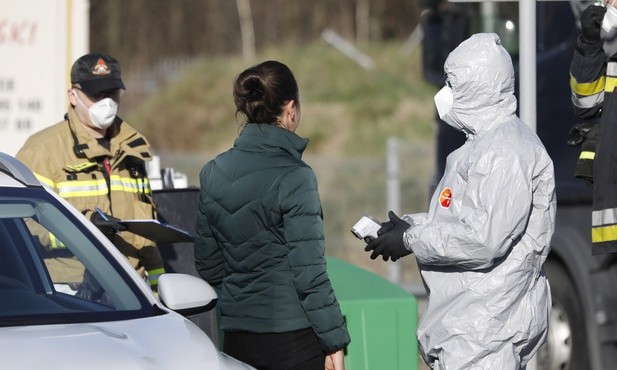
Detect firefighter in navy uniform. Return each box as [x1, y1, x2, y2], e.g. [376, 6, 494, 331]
[570, 2, 617, 254]
[16, 52, 165, 290]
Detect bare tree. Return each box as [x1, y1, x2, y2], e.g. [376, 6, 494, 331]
[104, 0, 121, 54]
[356, 0, 370, 44]
[236, 0, 256, 61]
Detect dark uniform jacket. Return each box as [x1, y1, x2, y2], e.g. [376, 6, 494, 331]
[16, 106, 165, 285]
[195, 123, 350, 354]
[571, 35, 617, 254]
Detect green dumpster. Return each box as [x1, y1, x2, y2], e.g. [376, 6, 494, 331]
[327, 257, 418, 370]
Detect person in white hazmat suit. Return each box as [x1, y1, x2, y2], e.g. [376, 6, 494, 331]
[364, 33, 556, 369]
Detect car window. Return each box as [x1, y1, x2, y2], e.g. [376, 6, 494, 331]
[0, 190, 153, 326]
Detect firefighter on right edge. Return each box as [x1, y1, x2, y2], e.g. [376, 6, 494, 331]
[570, 1, 617, 254]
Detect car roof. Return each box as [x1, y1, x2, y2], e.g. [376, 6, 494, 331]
[0, 152, 42, 189]
[0, 172, 26, 188]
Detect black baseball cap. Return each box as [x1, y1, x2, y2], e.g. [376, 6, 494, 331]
[70, 52, 125, 96]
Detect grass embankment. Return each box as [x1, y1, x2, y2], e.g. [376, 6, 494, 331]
[127, 41, 438, 281]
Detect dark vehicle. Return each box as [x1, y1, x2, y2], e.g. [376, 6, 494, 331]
[420, 1, 617, 369]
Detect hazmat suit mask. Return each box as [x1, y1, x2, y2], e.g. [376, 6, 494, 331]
[434, 85, 454, 120]
[603, 0, 617, 32]
[73, 90, 118, 130]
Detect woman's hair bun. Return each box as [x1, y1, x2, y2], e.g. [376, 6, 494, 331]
[241, 76, 264, 102]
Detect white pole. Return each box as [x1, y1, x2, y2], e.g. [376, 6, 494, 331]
[520, 1, 538, 367]
[481, 2, 497, 33]
[518, 0, 538, 370]
[399, 24, 424, 56]
[387, 137, 402, 283]
[321, 28, 374, 70]
[519, 0, 537, 131]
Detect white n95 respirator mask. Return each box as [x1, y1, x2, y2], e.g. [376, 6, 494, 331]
[88, 98, 118, 129]
[74, 91, 118, 129]
[434, 85, 454, 119]
[603, 0, 617, 32]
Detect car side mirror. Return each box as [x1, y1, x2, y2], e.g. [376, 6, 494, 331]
[157, 273, 218, 315]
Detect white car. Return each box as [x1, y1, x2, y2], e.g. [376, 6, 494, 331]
[0, 152, 254, 370]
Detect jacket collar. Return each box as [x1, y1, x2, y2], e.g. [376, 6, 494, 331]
[234, 123, 309, 159]
[66, 106, 152, 163]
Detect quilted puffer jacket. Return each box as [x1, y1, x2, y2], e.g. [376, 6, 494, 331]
[195, 123, 350, 354]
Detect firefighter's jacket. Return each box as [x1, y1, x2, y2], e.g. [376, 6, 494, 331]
[16, 106, 165, 287]
[570, 35, 617, 254]
[404, 33, 555, 370]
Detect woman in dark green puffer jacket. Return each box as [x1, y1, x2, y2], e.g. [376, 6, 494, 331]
[195, 60, 350, 370]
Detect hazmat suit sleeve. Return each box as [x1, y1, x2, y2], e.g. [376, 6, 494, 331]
[402, 212, 428, 227]
[405, 147, 533, 270]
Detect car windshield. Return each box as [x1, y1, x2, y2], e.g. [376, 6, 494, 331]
[0, 187, 154, 327]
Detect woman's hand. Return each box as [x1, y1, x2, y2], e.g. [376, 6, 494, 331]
[325, 349, 345, 370]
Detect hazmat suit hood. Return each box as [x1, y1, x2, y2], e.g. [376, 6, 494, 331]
[443, 33, 518, 137]
[405, 32, 556, 370]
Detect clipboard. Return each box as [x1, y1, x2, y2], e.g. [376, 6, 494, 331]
[120, 219, 195, 243]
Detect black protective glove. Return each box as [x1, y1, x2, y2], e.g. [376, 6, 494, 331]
[364, 211, 412, 262]
[580, 5, 606, 44]
[567, 121, 598, 147]
[90, 210, 126, 238]
[567, 122, 598, 184]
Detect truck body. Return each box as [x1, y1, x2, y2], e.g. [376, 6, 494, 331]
[421, 1, 617, 369]
[0, 0, 89, 157]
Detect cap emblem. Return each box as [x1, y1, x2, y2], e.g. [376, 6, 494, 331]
[439, 187, 452, 208]
[91, 58, 111, 76]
